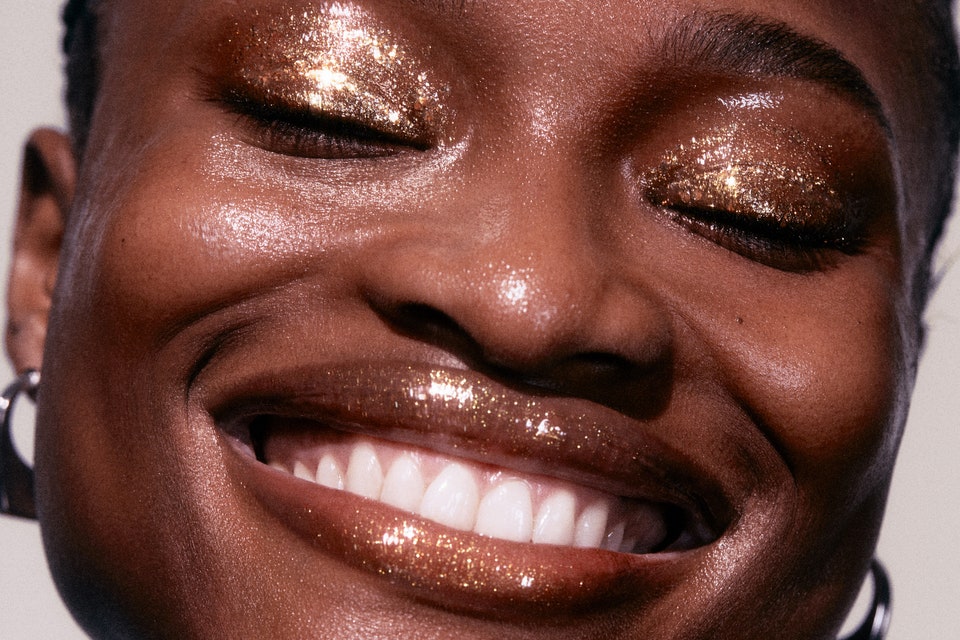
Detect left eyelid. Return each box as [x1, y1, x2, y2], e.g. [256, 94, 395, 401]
[646, 161, 848, 237]
[644, 121, 859, 225]
[638, 123, 876, 270]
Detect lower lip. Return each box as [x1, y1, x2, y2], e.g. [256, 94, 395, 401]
[228, 447, 697, 618]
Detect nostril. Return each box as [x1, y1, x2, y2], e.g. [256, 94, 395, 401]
[551, 352, 637, 383]
[392, 302, 458, 333]
[524, 352, 673, 419]
[379, 302, 483, 359]
[514, 352, 636, 397]
[375, 298, 673, 418]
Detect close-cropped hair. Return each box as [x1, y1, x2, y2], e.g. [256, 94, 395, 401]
[62, 0, 98, 155]
[917, 1, 960, 276]
[60, 0, 960, 266]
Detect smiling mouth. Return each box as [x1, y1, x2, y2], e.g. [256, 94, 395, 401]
[209, 362, 726, 613]
[258, 424, 694, 554]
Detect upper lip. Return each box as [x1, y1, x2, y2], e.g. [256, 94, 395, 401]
[200, 360, 735, 615]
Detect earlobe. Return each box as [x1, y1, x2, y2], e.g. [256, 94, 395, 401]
[5, 128, 76, 373]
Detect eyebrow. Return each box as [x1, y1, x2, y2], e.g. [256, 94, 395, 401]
[661, 12, 889, 133]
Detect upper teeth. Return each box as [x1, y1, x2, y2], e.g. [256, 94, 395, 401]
[269, 437, 669, 553]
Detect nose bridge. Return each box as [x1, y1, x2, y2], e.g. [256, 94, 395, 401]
[359, 144, 671, 373]
[481, 153, 598, 328]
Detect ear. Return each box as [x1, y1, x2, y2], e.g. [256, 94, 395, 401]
[5, 129, 75, 374]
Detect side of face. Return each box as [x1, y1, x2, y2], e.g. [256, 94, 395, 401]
[6, 0, 945, 638]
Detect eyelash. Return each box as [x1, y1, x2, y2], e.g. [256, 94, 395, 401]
[658, 202, 864, 272]
[218, 92, 429, 159]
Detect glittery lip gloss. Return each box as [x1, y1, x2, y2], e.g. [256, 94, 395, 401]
[215, 4, 446, 144]
[206, 362, 729, 616]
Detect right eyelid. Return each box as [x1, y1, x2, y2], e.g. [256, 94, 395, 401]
[206, 7, 449, 156]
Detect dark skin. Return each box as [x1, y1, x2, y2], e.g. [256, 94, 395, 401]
[5, 0, 951, 638]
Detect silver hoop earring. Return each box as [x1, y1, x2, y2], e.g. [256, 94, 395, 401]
[841, 559, 891, 640]
[0, 369, 40, 519]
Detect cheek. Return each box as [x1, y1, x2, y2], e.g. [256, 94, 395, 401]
[36, 140, 370, 636]
[57, 145, 353, 345]
[60, 132, 467, 350]
[683, 263, 908, 499]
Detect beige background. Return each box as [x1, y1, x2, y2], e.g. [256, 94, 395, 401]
[0, 2, 957, 637]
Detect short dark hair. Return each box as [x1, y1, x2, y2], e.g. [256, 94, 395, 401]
[62, 0, 99, 155]
[917, 2, 960, 292]
[60, 0, 960, 282]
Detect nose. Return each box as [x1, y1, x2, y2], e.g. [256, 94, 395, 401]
[358, 155, 673, 405]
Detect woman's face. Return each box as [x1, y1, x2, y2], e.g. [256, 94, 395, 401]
[16, 0, 946, 637]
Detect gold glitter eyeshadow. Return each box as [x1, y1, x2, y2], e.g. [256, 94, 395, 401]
[221, 4, 446, 143]
[643, 123, 846, 235]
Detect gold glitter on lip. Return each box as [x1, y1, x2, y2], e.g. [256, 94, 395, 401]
[243, 456, 663, 617]
[221, 3, 446, 144]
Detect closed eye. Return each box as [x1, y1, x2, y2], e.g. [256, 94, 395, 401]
[216, 90, 432, 159]
[655, 201, 865, 272]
